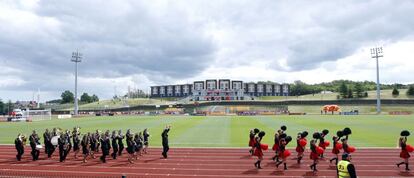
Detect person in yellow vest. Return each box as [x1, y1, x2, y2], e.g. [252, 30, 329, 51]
[337, 153, 357, 178]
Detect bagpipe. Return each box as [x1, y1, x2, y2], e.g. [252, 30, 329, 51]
[20, 135, 27, 145]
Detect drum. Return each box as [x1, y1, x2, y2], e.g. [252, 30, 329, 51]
[51, 136, 59, 146]
[36, 144, 43, 150]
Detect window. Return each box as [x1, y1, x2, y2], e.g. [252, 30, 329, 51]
[257, 84, 263, 93]
[248, 84, 255, 92]
[160, 87, 165, 94]
[207, 81, 216, 90]
[266, 84, 272, 93]
[220, 81, 229, 90]
[233, 82, 242, 90]
[194, 83, 203, 90]
[152, 88, 158, 94]
[175, 85, 181, 94]
[167, 86, 173, 94]
[283, 85, 289, 93]
[275, 85, 280, 93]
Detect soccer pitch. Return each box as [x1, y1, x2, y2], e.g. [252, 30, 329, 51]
[1, 115, 413, 147]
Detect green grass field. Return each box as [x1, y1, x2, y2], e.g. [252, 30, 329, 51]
[1, 115, 413, 148]
[288, 104, 414, 114]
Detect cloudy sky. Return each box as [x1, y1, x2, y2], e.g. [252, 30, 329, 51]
[1, 0, 414, 101]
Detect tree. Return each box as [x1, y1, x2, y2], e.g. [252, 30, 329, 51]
[91, 94, 99, 102]
[290, 80, 314, 96]
[46, 99, 62, 104]
[61, 90, 74, 104]
[407, 85, 414, 96]
[392, 88, 399, 97]
[339, 82, 348, 98]
[125, 89, 148, 98]
[354, 83, 364, 98]
[5, 100, 13, 115]
[80, 93, 92, 103]
[0, 99, 4, 115]
[347, 88, 353, 98]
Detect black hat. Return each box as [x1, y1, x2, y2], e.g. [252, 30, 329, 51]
[322, 129, 329, 135]
[281, 125, 287, 131]
[343, 127, 352, 135]
[401, 130, 410, 137]
[258, 131, 266, 138]
[286, 136, 292, 143]
[301, 131, 309, 138]
[342, 153, 350, 160]
[280, 133, 287, 139]
[313, 132, 321, 139]
[337, 130, 344, 137]
[254, 128, 260, 134]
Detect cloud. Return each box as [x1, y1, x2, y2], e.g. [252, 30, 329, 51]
[0, 0, 414, 101]
[0, 0, 216, 100]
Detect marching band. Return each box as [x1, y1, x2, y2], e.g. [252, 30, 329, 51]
[14, 127, 158, 164]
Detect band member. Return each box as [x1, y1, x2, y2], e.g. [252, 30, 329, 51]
[397, 130, 411, 171]
[58, 134, 68, 162]
[126, 129, 132, 139]
[90, 132, 97, 159]
[318, 129, 329, 158]
[253, 131, 266, 169]
[64, 130, 72, 159]
[72, 127, 81, 159]
[15, 134, 25, 161]
[337, 153, 357, 178]
[48, 128, 58, 157]
[134, 132, 143, 159]
[276, 135, 292, 170]
[100, 131, 111, 163]
[249, 128, 259, 155]
[310, 132, 320, 172]
[81, 132, 91, 163]
[162, 126, 171, 159]
[29, 130, 40, 161]
[143, 128, 150, 154]
[126, 132, 136, 163]
[296, 131, 308, 164]
[111, 130, 119, 159]
[43, 129, 51, 155]
[52, 128, 59, 137]
[94, 130, 101, 153]
[330, 130, 343, 165]
[117, 130, 125, 156]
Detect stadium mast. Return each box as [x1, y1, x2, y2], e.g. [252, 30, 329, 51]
[71, 50, 82, 116]
[370, 47, 383, 114]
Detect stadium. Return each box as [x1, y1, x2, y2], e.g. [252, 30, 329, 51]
[1, 1, 414, 178]
[150, 79, 290, 101]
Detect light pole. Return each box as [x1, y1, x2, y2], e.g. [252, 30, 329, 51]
[71, 50, 82, 116]
[370, 47, 383, 114]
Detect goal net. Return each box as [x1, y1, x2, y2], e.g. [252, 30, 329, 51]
[23, 109, 52, 121]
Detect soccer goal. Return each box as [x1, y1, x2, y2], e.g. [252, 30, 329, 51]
[23, 109, 52, 121]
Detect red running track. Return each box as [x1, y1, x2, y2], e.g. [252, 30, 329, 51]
[0, 145, 412, 178]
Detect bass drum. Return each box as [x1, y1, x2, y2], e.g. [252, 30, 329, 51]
[51, 136, 59, 146]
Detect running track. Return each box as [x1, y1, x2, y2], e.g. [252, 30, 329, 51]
[0, 145, 412, 178]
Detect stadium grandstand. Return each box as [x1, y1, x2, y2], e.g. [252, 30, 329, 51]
[150, 79, 290, 101]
